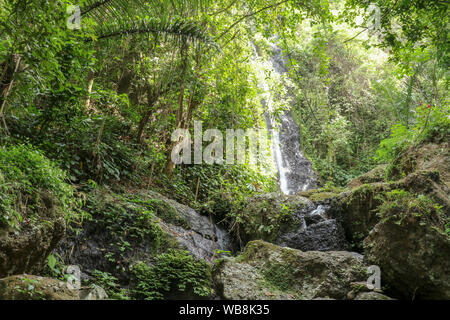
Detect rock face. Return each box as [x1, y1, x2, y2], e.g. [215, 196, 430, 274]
[389, 141, 450, 186]
[56, 189, 231, 284]
[143, 190, 231, 262]
[241, 194, 350, 251]
[79, 284, 109, 300]
[332, 183, 390, 249]
[0, 192, 66, 278]
[213, 240, 367, 300]
[364, 207, 450, 299]
[0, 275, 79, 300]
[276, 202, 349, 251]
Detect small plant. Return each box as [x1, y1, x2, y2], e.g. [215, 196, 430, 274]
[131, 249, 213, 300]
[0, 144, 76, 229]
[14, 278, 45, 300]
[376, 189, 448, 234]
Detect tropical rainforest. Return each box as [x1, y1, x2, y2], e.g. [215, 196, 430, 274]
[0, 0, 449, 301]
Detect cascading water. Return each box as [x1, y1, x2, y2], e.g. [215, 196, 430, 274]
[254, 38, 317, 195]
[251, 38, 351, 252]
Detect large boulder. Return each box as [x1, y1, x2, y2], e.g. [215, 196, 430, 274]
[0, 192, 66, 278]
[239, 193, 350, 251]
[330, 171, 449, 251]
[0, 274, 109, 300]
[56, 188, 231, 285]
[364, 191, 450, 299]
[213, 240, 367, 300]
[331, 183, 391, 250]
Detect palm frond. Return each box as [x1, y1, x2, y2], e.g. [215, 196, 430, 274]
[94, 17, 216, 48]
[78, 0, 217, 48]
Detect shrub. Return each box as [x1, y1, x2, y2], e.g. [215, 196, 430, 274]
[375, 104, 450, 164]
[131, 249, 213, 300]
[0, 144, 75, 228]
[376, 189, 448, 235]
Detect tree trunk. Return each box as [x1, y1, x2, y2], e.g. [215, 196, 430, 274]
[0, 55, 21, 133]
[137, 86, 158, 143]
[84, 69, 95, 109]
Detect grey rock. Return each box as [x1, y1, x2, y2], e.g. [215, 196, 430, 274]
[79, 284, 108, 300]
[0, 192, 66, 278]
[213, 240, 367, 300]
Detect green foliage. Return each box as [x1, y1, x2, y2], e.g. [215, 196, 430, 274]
[131, 249, 213, 300]
[375, 104, 450, 164]
[376, 189, 448, 235]
[91, 270, 130, 300]
[125, 196, 190, 229]
[231, 197, 301, 245]
[12, 278, 45, 300]
[0, 144, 75, 228]
[42, 253, 67, 281]
[343, 0, 449, 69]
[263, 264, 295, 292]
[374, 123, 410, 163]
[85, 190, 170, 251]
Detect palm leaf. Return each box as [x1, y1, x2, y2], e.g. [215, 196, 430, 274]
[78, 0, 216, 48]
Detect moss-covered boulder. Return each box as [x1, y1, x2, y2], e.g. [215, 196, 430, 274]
[333, 170, 449, 251]
[56, 188, 230, 297]
[238, 193, 310, 244]
[0, 274, 79, 300]
[213, 240, 367, 300]
[333, 183, 392, 250]
[0, 192, 66, 278]
[363, 190, 450, 299]
[239, 193, 350, 251]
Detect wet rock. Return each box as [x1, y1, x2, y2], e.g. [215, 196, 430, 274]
[240, 194, 350, 251]
[213, 240, 367, 300]
[0, 192, 66, 278]
[143, 190, 231, 262]
[277, 219, 350, 251]
[263, 40, 318, 195]
[238, 193, 311, 244]
[0, 274, 78, 300]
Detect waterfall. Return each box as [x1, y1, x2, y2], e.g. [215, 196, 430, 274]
[253, 38, 317, 195]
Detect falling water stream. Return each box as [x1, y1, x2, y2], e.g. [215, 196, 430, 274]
[253, 37, 317, 195]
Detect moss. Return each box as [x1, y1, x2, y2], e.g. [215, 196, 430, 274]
[263, 264, 295, 292]
[85, 189, 179, 264]
[131, 197, 190, 229]
[309, 191, 339, 202]
[375, 189, 448, 235]
[238, 240, 279, 263]
[238, 195, 307, 244]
